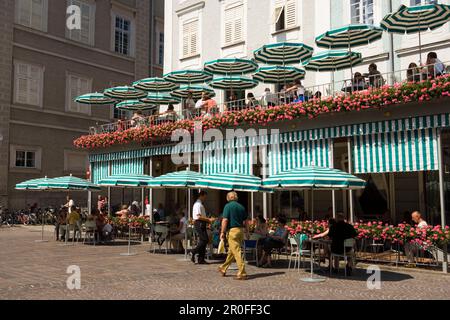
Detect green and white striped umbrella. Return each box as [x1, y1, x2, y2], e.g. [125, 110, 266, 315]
[304, 50, 363, 72]
[132, 78, 179, 92]
[209, 76, 259, 90]
[37, 175, 101, 191]
[164, 70, 213, 84]
[75, 92, 116, 105]
[315, 24, 383, 49]
[98, 175, 153, 187]
[196, 173, 271, 193]
[147, 170, 204, 188]
[116, 99, 157, 111]
[15, 178, 51, 190]
[254, 42, 314, 65]
[380, 4, 450, 34]
[104, 86, 147, 100]
[204, 58, 258, 75]
[140, 93, 181, 105]
[263, 167, 366, 190]
[170, 85, 216, 99]
[253, 66, 306, 83]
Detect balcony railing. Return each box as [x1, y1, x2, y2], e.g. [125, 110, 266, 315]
[89, 61, 449, 135]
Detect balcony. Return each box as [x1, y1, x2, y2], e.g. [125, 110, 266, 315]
[76, 62, 450, 150]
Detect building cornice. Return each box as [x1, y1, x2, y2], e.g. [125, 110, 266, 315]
[176, 1, 205, 16]
[395, 38, 450, 58]
[11, 105, 111, 123]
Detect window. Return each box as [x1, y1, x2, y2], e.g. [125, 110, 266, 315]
[224, 3, 244, 46]
[410, 0, 437, 6]
[66, 0, 95, 45]
[15, 0, 48, 31]
[114, 15, 132, 55]
[182, 19, 199, 58]
[10, 145, 42, 170]
[274, 0, 297, 32]
[14, 61, 44, 107]
[158, 32, 165, 66]
[66, 74, 91, 114]
[351, 0, 374, 24]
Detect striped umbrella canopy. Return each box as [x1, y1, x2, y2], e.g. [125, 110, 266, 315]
[75, 92, 116, 105]
[98, 175, 153, 187]
[208, 76, 259, 90]
[315, 24, 383, 49]
[132, 78, 179, 92]
[204, 58, 258, 75]
[147, 170, 204, 188]
[262, 167, 366, 190]
[37, 175, 101, 191]
[116, 99, 157, 111]
[380, 4, 450, 34]
[15, 178, 52, 190]
[170, 85, 216, 99]
[196, 173, 271, 193]
[253, 66, 306, 83]
[164, 70, 213, 84]
[254, 42, 314, 65]
[140, 93, 181, 105]
[381, 4, 450, 63]
[304, 50, 363, 72]
[104, 86, 147, 100]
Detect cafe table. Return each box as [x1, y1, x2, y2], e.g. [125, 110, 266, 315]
[301, 238, 332, 283]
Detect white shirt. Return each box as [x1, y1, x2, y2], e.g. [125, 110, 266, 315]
[192, 200, 205, 220]
[67, 199, 74, 213]
[180, 216, 188, 234]
[195, 100, 205, 109]
[418, 221, 428, 229]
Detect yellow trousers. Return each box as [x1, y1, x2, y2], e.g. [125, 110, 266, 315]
[220, 227, 246, 277]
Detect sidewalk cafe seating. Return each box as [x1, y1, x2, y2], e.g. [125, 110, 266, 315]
[151, 224, 170, 254]
[330, 238, 356, 277]
[288, 234, 311, 272]
[82, 220, 97, 245]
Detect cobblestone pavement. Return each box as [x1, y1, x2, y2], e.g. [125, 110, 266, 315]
[0, 226, 449, 300]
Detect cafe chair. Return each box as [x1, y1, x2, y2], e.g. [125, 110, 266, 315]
[243, 239, 259, 266]
[152, 224, 170, 254]
[288, 234, 311, 272]
[330, 238, 356, 277]
[82, 220, 97, 245]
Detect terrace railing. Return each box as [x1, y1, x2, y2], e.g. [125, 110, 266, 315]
[89, 61, 449, 135]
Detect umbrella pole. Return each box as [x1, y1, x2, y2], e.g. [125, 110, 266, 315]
[178, 188, 191, 261]
[35, 208, 48, 243]
[418, 28, 423, 67]
[348, 40, 354, 88]
[301, 188, 325, 283]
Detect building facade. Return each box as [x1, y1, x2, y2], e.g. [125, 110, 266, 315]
[0, 0, 164, 209]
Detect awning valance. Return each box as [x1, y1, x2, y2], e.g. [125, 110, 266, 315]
[203, 147, 252, 175]
[111, 159, 144, 176]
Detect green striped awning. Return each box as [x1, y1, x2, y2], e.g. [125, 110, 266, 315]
[132, 78, 179, 92]
[254, 42, 314, 65]
[75, 93, 116, 105]
[196, 173, 269, 192]
[263, 167, 366, 190]
[269, 139, 332, 176]
[116, 100, 157, 111]
[381, 4, 450, 34]
[111, 159, 144, 176]
[98, 174, 152, 187]
[104, 86, 147, 100]
[209, 76, 259, 90]
[170, 85, 216, 99]
[204, 58, 258, 75]
[37, 176, 101, 191]
[203, 147, 252, 176]
[315, 24, 383, 49]
[305, 50, 363, 72]
[91, 162, 109, 184]
[89, 145, 174, 163]
[253, 66, 306, 84]
[147, 170, 204, 188]
[353, 128, 439, 174]
[164, 70, 213, 84]
[140, 93, 181, 105]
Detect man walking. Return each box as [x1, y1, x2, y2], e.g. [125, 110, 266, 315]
[191, 191, 213, 264]
[218, 192, 249, 280]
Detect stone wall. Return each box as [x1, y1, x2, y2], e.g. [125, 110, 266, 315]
[134, 0, 150, 80]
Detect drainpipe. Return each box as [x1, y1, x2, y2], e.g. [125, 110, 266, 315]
[149, 0, 154, 77]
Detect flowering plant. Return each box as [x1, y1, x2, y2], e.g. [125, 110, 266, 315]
[74, 75, 450, 149]
[107, 216, 150, 228]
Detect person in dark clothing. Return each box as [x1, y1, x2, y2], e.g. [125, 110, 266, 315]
[191, 191, 214, 264]
[314, 213, 357, 275]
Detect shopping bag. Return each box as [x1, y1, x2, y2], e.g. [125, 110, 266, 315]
[218, 239, 226, 254]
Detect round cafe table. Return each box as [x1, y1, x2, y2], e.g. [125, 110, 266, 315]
[302, 238, 332, 283]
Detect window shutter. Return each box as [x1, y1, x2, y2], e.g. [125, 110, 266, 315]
[31, 0, 44, 30]
[16, 64, 29, 104]
[15, 63, 42, 106]
[285, 0, 297, 28]
[79, 78, 90, 114]
[29, 65, 41, 106]
[182, 20, 198, 57]
[273, 0, 286, 24]
[224, 4, 244, 46]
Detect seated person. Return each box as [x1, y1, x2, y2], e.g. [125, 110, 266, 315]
[407, 63, 423, 82]
[116, 205, 129, 219]
[253, 215, 268, 238]
[405, 211, 429, 265]
[131, 111, 146, 127]
[55, 208, 68, 241]
[170, 211, 188, 253]
[352, 72, 366, 91]
[314, 213, 356, 275]
[258, 216, 288, 268]
[159, 104, 178, 122]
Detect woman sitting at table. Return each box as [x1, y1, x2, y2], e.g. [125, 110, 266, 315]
[352, 72, 366, 91]
[258, 216, 288, 268]
[116, 205, 129, 219]
[253, 215, 268, 238]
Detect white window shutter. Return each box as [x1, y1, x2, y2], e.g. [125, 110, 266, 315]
[190, 21, 198, 55]
[285, 0, 297, 28]
[29, 65, 41, 106]
[224, 4, 244, 46]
